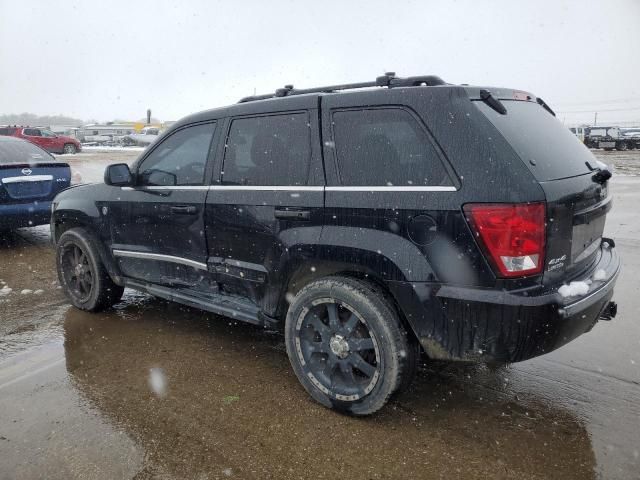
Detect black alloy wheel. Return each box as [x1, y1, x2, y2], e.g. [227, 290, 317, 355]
[61, 243, 94, 303]
[294, 299, 381, 401]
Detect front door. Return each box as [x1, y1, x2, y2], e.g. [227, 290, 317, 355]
[108, 121, 219, 291]
[22, 128, 49, 151]
[205, 99, 324, 314]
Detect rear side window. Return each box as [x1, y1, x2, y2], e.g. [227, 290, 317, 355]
[23, 128, 41, 136]
[475, 100, 593, 181]
[331, 108, 453, 187]
[0, 139, 54, 164]
[222, 113, 311, 186]
[0, 128, 16, 135]
[138, 123, 216, 186]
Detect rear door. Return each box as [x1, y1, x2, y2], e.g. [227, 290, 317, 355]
[108, 122, 219, 291]
[21, 128, 49, 151]
[205, 99, 324, 311]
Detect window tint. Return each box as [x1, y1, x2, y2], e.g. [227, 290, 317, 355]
[331, 108, 452, 186]
[23, 128, 41, 137]
[222, 113, 310, 186]
[138, 123, 215, 186]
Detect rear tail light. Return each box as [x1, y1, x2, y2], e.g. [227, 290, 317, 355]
[464, 203, 546, 278]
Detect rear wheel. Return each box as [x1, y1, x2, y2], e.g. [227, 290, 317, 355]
[285, 276, 418, 415]
[56, 228, 123, 311]
[63, 143, 77, 154]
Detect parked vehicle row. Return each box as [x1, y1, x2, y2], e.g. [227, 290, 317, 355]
[569, 125, 640, 151]
[0, 126, 82, 154]
[0, 136, 72, 229]
[50, 74, 619, 415]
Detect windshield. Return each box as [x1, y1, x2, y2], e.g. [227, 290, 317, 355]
[0, 139, 55, 164]
[475, 100, 594, 181]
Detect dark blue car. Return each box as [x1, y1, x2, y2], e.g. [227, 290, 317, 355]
[0, 136, 71, 229]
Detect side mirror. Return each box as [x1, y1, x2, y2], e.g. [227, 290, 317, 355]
[104, 163, 133, 186]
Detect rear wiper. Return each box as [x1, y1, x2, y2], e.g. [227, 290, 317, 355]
[480, 89, 507, 115]
[536, 97, 556, 116]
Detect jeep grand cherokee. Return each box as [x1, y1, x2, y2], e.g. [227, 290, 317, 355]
[51, 73, 620, 415]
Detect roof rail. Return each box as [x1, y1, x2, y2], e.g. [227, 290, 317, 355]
[238, 72, 446, 103]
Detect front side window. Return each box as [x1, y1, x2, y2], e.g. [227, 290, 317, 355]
[40, 129, 56, 138]
[331, 108, 452, 187]
[137, 123, 215, 186]
[222, 113, 311, 186]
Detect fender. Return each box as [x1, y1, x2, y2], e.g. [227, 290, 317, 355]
[51, 184, 124, 285]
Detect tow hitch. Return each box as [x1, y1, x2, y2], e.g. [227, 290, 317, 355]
[599, 301, 618, 321]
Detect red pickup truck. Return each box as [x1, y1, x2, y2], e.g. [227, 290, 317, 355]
[0, 126, 82, 154]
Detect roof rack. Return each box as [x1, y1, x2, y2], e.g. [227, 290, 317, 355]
[238, 72, 446, 103]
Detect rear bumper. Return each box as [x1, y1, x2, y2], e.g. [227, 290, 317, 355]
[388, 242, 620, 363]
[0, 201, 52, 228]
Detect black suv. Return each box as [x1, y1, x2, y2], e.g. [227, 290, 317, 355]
[51, 73, 620, 415]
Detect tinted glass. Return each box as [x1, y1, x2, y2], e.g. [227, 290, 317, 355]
[223, 113, 310, 186]
[0, 138, 54, 164]
[331, 108, 452, 186]
[475, 100, 593, 181]
[23, 128, 41, 136]
[138, 123, 215, 186]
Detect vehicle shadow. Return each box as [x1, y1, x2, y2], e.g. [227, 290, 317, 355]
[63, 297, 596, 480]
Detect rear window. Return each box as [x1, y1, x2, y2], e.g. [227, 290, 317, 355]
[331, 108, 453, 186]
[475, 100, 593, 181]
[0, 139, 54, 164]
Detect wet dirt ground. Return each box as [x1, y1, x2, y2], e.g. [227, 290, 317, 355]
[0, 149, 639, 479]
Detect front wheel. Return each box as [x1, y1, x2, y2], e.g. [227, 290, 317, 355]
[56, 228, 124, 311]
[615, 142, 628, 151]
[285, 276, 418, 415]
[63, 143, 77, 154]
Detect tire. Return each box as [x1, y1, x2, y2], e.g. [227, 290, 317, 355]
[285, 276, 418, 415]
[63, 143, 77, 154]
[56, 228, 124, 311]
[615, 142, 628, 151]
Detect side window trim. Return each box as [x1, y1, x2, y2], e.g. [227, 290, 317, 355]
[329, 105, 460, 189]
[220, 110, 313, 187]
[134, 120, 217, 187]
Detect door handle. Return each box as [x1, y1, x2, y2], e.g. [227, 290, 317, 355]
[274, 208, 311, 220]
[170, 205, 197, 215]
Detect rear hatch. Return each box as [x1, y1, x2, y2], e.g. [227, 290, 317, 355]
[473, 93, 610, 285]
[0, 139, 71, 204]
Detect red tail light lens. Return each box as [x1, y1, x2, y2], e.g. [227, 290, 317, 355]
[464, 203, 546, 278]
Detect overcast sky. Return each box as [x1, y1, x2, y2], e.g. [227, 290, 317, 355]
[1, 0, 639, 125]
